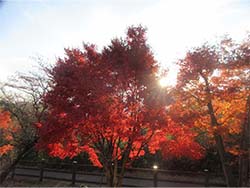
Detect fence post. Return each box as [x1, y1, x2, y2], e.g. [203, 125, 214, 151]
[204, 169, 210, 187]
[11, 166, 15, 179]
[72, 160, 77, 186]
[39, 159, 45, 182]
[153, 165, 158, 187]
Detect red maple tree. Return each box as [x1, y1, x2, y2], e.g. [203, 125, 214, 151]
[37, 26, 203, 186]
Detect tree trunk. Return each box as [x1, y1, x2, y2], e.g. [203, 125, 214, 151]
[117, 164, 126, 187]
[105, 168, 112, 187]
[117, 142, 131, 187]
[202, 74, 237, 187]
[238, 96, 250, 187]
[105, 160, 126, 187]
[113, 160, 118, 187]
[104, 163, 118, 187]
[207, 101, 236, 186]
[213, 134, 237, 187]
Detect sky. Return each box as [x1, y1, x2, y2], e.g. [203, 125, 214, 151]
[0, 0, 250, 84]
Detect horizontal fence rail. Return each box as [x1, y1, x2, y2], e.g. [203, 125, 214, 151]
[11, 160, 227, 187]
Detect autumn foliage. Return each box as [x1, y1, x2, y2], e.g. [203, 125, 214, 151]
[36, 26, 203, 186]
[176, 39, 250, 151]
[0, 22, 249, 187]
[0, 110, 15, 156]
[175, 36, 250, 186]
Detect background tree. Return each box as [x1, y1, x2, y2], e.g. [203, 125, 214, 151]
[218, 36, 250, 186]
[0, 59, 50, 183]
[176, 35, 250, 186]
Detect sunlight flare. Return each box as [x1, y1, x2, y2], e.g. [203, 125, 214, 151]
[159, 77, 169, 87]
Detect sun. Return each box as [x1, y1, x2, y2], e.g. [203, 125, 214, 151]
[159, 77, 169, 87]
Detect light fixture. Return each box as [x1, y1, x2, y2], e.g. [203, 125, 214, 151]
[153, 165, 158, 170]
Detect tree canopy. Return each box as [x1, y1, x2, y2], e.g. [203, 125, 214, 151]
[36, 25, 203, 186]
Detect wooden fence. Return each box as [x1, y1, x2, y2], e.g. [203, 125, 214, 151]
[10, 160, 226, 187]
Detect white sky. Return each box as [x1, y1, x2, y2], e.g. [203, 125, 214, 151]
[0, 0, 250, 84]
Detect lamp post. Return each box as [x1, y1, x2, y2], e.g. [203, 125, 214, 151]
[153, 165, 158, 187]
[72, 160, 77, 186]
[204, 168, 209, 187]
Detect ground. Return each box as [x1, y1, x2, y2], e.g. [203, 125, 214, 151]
[1, 176, 92, 187]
